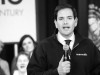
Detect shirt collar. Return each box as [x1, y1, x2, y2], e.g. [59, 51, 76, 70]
[57, 32, 75, 46]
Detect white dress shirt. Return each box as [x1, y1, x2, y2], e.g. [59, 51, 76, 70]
[57, 32, 75, 50]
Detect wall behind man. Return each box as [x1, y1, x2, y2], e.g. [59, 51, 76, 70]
[36, 0, 58, 42]
[36, 0, 88, 42]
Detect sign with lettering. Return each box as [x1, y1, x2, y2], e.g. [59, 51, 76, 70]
[0, 0, 36, 42]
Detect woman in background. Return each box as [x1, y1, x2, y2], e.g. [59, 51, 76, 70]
[13, 51, 29, 75]
[0, 40, 10, 75]
[18, 34, 37, 57]
[11, 34, 37, 75]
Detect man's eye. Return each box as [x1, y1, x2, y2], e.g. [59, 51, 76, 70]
[68, 17, 72, 19]
[59, 18, 63, 20]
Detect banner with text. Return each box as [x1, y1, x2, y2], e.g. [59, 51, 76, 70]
[0, 0, 37, 42]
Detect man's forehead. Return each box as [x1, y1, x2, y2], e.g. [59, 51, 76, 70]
[57, 8, 74, 17]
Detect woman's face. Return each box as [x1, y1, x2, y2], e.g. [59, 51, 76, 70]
[22, 37, 34, 54]
[0, 45, 3, 53]
[17, 54, 29, 72]
[88, 17, 98, 32]
[0, 41, 4, 53]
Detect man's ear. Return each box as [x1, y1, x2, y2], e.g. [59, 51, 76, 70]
[54, 20, 57, 28]
[75, 17, 78, 27]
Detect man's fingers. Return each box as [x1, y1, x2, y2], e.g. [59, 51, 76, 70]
[59, 55, 64, 63]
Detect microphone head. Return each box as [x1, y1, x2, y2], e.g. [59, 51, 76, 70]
[63, 44, 69, 61]
[63, 44, 69, 51]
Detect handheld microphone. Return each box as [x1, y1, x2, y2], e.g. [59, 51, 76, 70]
[63, 45, 70, 61]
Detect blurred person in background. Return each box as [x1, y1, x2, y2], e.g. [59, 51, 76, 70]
[88, 4, 100, 50]
[11, 34, 37, 75]
[0, 40, 10, 75]
[18, 34, 37, 57]
[13, 51, 29, 75]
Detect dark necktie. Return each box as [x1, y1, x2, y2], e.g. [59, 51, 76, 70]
[65, 40, 71, 61]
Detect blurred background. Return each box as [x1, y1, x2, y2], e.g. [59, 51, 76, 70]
[0, 0, 100, 73]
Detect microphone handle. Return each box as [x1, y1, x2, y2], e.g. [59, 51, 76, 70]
[64, 51, 70, 61]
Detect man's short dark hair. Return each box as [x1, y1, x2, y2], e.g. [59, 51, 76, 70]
[54, 4, 77, 20]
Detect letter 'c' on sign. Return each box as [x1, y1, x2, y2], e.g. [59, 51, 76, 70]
[1, 0, 22, 4]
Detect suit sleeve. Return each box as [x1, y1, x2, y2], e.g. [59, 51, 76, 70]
[91, 44, 100, 75]
[27, 43, 59, 75]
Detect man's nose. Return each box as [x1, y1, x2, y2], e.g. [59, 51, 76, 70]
[64, 19, 68, 24]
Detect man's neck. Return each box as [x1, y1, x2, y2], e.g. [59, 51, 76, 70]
[59, 32, 74, 39]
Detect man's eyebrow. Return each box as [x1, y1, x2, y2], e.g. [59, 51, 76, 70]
[58, 15, 73, 18]
[59, 16, 63, 18]
[68, 16, 73, 17]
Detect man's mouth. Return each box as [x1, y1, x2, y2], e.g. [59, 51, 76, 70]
[63, 26, 70, 29]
